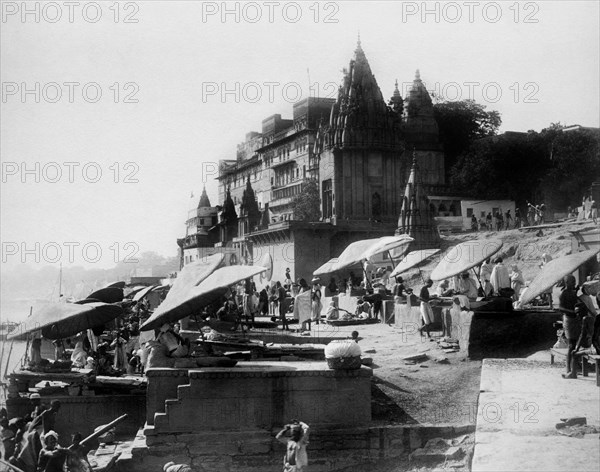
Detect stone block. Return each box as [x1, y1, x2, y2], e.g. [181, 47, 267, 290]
[409, 445, 464, 463]
[409, 428, 424, 450]
[151, 362, 371, 434]
[145, 434, 177, 446]
[342, 439, 368, 449]
[148, 443, 188, 457]
[189, 442, 241, 456]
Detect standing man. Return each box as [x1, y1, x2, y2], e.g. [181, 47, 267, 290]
[505, 210, 512, 230]
[514, 207, 521, 229]
[310, 279, 322, 325]
[479, 258, 493, 297]
[490, 258, 511, 296]
[276, 282, 289, 331]
[418, 279, 435, 338]
[486, 212, 493, 231]
[559, 276, 580, 379]
[276, 419, 310, 472]
[284, 268, 293, 290]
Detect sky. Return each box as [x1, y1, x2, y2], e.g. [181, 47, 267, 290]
[1, 0, 599, 271]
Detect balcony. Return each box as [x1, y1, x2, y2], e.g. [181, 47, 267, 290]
[271, 182, 304, 203]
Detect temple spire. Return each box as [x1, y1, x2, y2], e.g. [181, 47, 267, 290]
[396, 154, 440, 249]
[197, 185, 211, 208]
[326, 39, 403, 151]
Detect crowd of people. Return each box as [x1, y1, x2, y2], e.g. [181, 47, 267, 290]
[469, 203, 549, 232]
[0, 398, 91, 472]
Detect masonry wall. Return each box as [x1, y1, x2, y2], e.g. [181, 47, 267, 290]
[293, 229, 333, 282]
[251, 239, 294, 286]
[131, 424, 475, 472]
[7, 394, 145, 442]
[148, 364, 372, 435]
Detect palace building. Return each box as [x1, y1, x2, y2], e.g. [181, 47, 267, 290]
[179, 40, 447, 281]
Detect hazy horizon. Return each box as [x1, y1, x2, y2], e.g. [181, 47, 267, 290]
[2, 1, 599, 272]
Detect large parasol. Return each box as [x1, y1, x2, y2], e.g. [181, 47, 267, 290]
[8, 302, 123, 340]
[364, 235, 413, 260]
[430, 239, 503, 281]
[87, 287, 124, 304]
[313, 258, 341, 277]
[390, 249, 441, 278]
[318, 235, 414, 276]
[126, 285, 147, 297]
[105, 281, 126, 289]
[132, 285, 159, 302]
[167, 253, 224, 300]
[140, 264, 267, 331]
[519, 249, 600, 305]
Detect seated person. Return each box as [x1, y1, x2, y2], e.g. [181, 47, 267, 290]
[325, 300, 339, 321]
[70, 339, 88, 369]
[457, 272, 479, 300]
[566, 303, 600, 379]
[405, 288, 419, 307]
[355, 297, 372, 319]
[157, 323, 190, 358]
[436, 279, 454, 297]
[327, 278, 338, 295]
[96, 342, 120, 376]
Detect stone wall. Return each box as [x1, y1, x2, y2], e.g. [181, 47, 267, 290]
[130, 424, 474, 472]
[6, 394, 145, 442]
[392, 300, 560, 359]
[147, 363, 371, 434]
[468, 310, 561, 359]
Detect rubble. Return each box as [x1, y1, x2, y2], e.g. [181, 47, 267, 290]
[403, 353, 429, 362]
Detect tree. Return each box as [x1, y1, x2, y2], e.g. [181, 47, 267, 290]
[433, 99, 502, 177]
[449, 126, 600, 212]
[450, 132, 549, 204]
[291, 180, 321, 222]
[539, 128, 600, 209]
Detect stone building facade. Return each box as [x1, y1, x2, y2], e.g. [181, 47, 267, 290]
[181, 41, 447, 280]
[177, 187, 220, 267]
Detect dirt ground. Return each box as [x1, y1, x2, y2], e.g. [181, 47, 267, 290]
[320, 222, 599, 427]
[310, 221, 599, 471]
[314, 322, 482, 426]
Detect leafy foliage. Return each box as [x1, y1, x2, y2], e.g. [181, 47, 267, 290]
[539, 127, 600, 209]
[291, 179, 321, 222]
[449, 127, 600, 209]
[433, 99, 502, 176]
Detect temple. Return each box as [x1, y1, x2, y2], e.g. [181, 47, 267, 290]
[179, 40, 447, 280]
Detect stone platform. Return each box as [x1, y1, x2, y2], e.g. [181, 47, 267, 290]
[472, 358, 600, 472]
[146, 362, 372, 433]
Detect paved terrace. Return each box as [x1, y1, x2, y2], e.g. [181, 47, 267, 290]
[472, 358, 600, 472]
